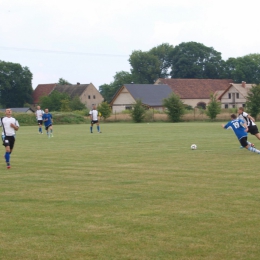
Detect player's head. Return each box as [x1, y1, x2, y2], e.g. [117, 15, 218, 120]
[238, 107, 244, 114]
[37, 105, 41, 110]
[92, 104, 96, 110]
[231, 114, 237, 119]
[45, 108, 49, 113]
[5, 108, 12, 116]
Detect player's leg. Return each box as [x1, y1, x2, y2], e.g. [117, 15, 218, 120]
[49, 125, 53, 137]
[242, 138, 260, 154]
[90, 122, 93, 133]
[96, 122, 101, 133]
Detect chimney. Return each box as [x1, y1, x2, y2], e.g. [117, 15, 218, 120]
[77, 82, 80, 85]
[242, 81, 246, 88]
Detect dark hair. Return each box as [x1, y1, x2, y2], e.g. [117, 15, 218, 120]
[231, 114, 237, 119]
[238, 107, 244, 111]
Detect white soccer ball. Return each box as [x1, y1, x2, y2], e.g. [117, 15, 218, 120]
[191, 144, 197, 150]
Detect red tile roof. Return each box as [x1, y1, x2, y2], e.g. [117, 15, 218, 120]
[155, 79, 233, 99]
[33, 83, 57, 104]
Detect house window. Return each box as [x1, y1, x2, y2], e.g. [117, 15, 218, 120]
[225, 104, 228, 109]
[232, 105, 235, 108]
[242, 103, 246, 107]
[196, 102, 206, 109]
[228, 93, 231, 99]
[236, 93, 239, 98]
[93, 95, 96, 99]
[88, 95, 91, 99]
[125, 106, 132, 110]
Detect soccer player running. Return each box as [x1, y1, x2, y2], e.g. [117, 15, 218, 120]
[42, 108, 53, 138]
[0, 108, 19, 169]
[222, 114, 260, 154]
[35, 105, 44, 134]
[89, 104, 101, 133]
[238, 107, 260, 142]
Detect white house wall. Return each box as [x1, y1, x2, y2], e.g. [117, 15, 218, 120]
[112, 87, 136, 113]
[220, 85, 246, 109]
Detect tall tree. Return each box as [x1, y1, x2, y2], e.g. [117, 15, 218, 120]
[0, 60, 33, 107]
[129, 50, 161, 83]
[224, 54, 260, 84]
[149, 43, 174, 78]
[170, 42, 224, 79]
[246, 84, 260, 119]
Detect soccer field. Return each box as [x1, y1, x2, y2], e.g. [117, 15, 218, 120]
[1, 122, 260, 259]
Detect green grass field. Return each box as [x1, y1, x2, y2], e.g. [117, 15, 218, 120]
[1, 122, 260, 260]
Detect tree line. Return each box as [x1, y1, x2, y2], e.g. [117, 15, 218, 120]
[100, 42, 260, 102]
[1, 41, 260, 108]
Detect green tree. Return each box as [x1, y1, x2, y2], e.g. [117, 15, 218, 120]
[97, 102, 112, 120]
[58, 78, 72, 85]
[205, 93, 221, 120]
[170, 42, 225, 79]
[129, 51, 161, 83]
[40, 90, 70, 111]
[0, 60, 33, 107]
[60, 99, 71, 112]
[130, 99, 146, 123]
[149, 43, 174, 78]
[245, 84, 260, 119]
[70, 96, 86, 111]
[224, 54, 260, 84]
[163, 93, 185, 122]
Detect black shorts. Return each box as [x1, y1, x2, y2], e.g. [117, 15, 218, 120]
[91, 120, 99, 124]
[37, 120, 43, 125]
[239, 137, 248, 148]
[248, 125, 259, 135]
[45, 124, 52, 130]
[2, 136, 15, 150]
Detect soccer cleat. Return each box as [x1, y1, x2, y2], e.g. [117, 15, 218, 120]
[7, 163, 10, 169]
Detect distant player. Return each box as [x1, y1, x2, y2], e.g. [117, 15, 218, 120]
[42, 108, 53, 138]
[222, 114, 260, 154]
[35, 105, 44, 134]
[0, 108, 19, 169]
[89, 104, 101, 133]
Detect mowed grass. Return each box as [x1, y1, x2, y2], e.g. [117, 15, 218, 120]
[1, 122, 260, 260]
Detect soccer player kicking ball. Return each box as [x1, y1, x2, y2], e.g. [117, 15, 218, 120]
[222, 114, 260, 154]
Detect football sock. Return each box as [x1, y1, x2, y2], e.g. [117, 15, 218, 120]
[97, 125, 100, 132]
[90, 126, 93, 133]
[248, 146, 260, 154]
[5, 152, 10, 163]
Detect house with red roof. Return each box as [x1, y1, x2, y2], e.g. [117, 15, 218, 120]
[155, 78, 233, 109]
[33, 83, 57, 105]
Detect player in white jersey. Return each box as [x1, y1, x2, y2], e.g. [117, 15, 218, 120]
[0, 108, 19, 169]
[35, 105, 44, 134]
[89, 104, 101, 133]
[238, 107, 260, 142]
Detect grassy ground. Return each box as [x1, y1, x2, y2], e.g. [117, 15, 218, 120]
[1, 122, 260, 260]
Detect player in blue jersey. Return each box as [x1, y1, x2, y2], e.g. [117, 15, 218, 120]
[42, 108, 53, 138]
[222, 114, 260, 154]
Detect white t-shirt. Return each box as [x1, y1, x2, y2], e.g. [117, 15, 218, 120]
[238, 111, 256, 127]
[35, 109, 44, 120]
[89, 110, 98, 121]
[0, 117, 20, 136]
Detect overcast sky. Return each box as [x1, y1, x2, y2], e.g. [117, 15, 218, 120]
[0, 0, 259, 90]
